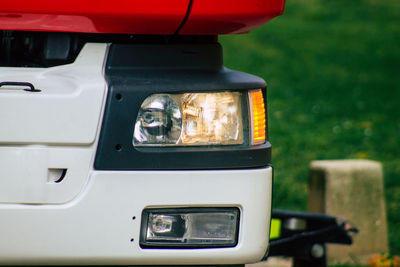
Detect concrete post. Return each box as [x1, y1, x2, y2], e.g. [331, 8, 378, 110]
[308, 159, 388, 265]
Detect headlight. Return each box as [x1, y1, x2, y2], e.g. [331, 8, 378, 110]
[140, 208, 240, 248]
[133, 90, 265, 147]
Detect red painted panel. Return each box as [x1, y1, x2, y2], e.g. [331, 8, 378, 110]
[0, 0, 285, 34]
[0, 0, 189, 34]
[180, 0, 285, 35]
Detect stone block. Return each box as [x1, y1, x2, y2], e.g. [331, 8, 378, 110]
[308, 159, 388, 265]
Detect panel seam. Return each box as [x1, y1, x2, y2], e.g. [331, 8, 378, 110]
[174, 0, 194, 35]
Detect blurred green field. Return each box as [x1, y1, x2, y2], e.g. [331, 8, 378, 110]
[220, 0, 400, 256]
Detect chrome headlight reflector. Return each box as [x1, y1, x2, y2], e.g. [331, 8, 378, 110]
[140, 208, 240, 248]
[134, 94, 182, 145]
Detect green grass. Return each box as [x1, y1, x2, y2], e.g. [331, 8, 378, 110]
[220, 0, 400, 256]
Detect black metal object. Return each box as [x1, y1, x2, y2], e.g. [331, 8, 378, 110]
[0, 31, 82, 67]
[0, 81, 41, 92]
[267, 209, 358, 267]
[94, 43, 271, 170]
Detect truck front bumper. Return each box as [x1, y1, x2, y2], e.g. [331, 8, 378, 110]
[0, 167, 272, 265]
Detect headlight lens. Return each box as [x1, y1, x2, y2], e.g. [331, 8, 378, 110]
[134, 94, 182, 145]
[133, 91, 244, 146]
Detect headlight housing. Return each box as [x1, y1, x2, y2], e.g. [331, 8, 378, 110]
[133, 90, 264, 147]
[95, 43, 270, 170]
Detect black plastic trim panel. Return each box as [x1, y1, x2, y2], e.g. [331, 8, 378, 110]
[94, 43, 270, 170]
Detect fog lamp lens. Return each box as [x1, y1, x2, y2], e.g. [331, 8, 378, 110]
[141, 208, 239, 248]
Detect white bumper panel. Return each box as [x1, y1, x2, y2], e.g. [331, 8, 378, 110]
[0, 146, 93, 204]
[0, 167, 272, 265]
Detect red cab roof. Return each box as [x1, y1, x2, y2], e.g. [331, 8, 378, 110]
[0, 0, 285, 35]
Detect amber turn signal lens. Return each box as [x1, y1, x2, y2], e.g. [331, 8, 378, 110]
[249, 89, 266, 145]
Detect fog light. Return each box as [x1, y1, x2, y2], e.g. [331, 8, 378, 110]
[140, 208, 240, 248]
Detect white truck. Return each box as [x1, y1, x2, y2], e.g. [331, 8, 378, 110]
[0, 1, 355, 266]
